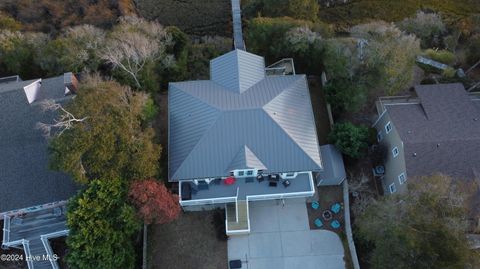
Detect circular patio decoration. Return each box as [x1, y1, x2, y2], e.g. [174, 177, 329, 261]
[322, 210, 332, 221]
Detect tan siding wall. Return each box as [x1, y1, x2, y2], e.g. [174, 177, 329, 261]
[373, 111, 408, 194]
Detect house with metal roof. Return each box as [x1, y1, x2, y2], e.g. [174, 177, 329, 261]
[372, 83, 480, 195]
[1, 73, 79, 269]
[168, 49, 335, 235]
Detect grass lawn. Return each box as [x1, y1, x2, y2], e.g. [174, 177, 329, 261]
[319, 0, 480, 29]
[148, 211, 227, 269]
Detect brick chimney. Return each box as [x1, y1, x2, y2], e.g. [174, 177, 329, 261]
[64, 72, 78, 94]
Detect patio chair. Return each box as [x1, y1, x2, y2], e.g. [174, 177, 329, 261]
[256, 174, 264, 182]
[229, 259, 242, 269]
[269, 181, 278, 187]
[181, 183, 192, 200]
[311, 201, 320, 210]
[331, 203, 341, 214]
[198, 181, 209, 190]
[314, 218, 323, 228]
[330, 220, 341, 229]
[282, 180, 291, 187]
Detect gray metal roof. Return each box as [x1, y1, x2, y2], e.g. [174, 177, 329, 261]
[386, 83, 480, 180]
[210, 49, 265, 93]
[0, 75, 78, 213]
[168, 50, 322, 181]
[317, 144, 346, 186]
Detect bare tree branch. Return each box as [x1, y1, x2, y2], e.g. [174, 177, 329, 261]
[36, 99, 87, 138]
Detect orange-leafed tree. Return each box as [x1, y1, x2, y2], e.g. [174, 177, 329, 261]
[128, 178, 180, 225]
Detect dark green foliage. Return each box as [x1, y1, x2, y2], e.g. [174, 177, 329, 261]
[324, 79, 367, 113]
[0, 12, 21, 31]
[328, 122, 369, 159]
[185, 36, 232, 80]
[318, 0, 480, 31]
[157, 26, 190, 88]
[243, 0, 319, 21]
[245, 17, 313, 62]
[423, 49, 456, 65]
[211, 209, 228, 241]
[49, 78, 161, 184]
[142, 96, 159, 124]
[356, 174, 479, 269]
[467, 34, 480, 65]
[66, 178, 141, 269]
[397, 11, 446, 48]
[0, 31, 46, 78]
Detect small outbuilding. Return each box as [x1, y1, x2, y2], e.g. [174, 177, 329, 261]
[317, 144, 346, 186]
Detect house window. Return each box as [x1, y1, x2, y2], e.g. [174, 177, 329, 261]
[398, 173, 406, 185]
[377, 131, 383, 142]
[385, 122, 392, 134]
[246, 170, 253, 176]
[238, 171, 244, 176]
[389, 183, 397, 194]
[392, 147, 399, 158]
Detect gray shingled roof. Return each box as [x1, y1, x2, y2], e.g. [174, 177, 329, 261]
[386, 83, 480, 180]
[168, 50, 322, 181]
[0, 76, 78, 213]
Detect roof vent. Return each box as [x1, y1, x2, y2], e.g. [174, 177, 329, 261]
[436, 143, 440, 147]
[413, 152, 417, 157]
[407, 130, 413, 134]
[474, 118, 479, 121]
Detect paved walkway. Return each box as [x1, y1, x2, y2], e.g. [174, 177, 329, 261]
[231, 0, 245, 50]
[228, 199, 345, 269]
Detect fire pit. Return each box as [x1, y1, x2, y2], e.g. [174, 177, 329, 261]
[322, 209, 332, 221]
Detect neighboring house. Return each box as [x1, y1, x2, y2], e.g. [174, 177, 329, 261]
[373, 83, 480, 195]
[169, 49, 344, 235]
[0, 73, 79, 269]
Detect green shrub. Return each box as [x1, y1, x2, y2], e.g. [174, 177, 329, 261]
[142, 97, 159, 123]
[442, 67, 456, 78]
[243, 0, 319, 21]
[246, 16, 313, 62]
[466, 34, 480, 65]
[423, 49, 456, 65]
[66, 178, 141, 269]
[0, 12, 21, 31]
[328, 122, 369, 159]
[397, 11, 446, 48]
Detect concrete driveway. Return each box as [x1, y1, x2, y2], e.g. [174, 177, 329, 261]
[228, 199, 345, 269]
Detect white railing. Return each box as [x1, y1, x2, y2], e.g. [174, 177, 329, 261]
[235, 188, 239, 222]
[180, 196, 236, 206]
[2, 215, 10, 246]
[41, 230, 69, 269]
[22, 240, 34, 269]
[0, 200, 68, 221]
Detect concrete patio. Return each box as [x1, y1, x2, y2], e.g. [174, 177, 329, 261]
[227, 198, 345, 269]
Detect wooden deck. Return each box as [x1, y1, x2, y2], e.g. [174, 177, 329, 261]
[4, 206, 68, 269]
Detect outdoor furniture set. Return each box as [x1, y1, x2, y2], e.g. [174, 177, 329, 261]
[311, 201, 343, 229]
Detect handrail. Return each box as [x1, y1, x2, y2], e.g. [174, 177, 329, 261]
[22, 240, 34, 269]
[235, 187, 239, 222]
[2, 215, 10, 246]
[41, 231, 68, 269]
